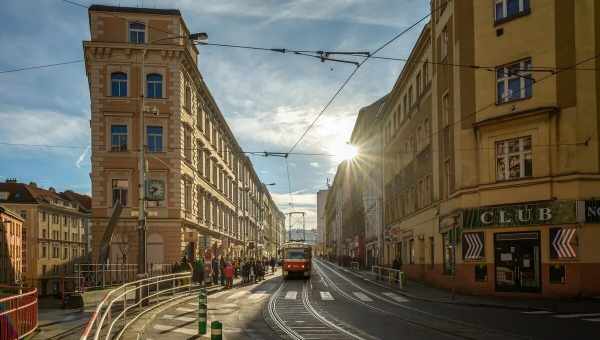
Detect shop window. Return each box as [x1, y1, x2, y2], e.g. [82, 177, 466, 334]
[496, 58, 533, 104]
[475, 264, 488, 282]
[496, 136, 532, 181]
[409, 239, 415, 264]
[495, 0, 530, 23]
[429, 236, 434, 269]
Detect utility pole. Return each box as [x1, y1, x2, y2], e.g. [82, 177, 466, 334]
[138, 47, 147, 279]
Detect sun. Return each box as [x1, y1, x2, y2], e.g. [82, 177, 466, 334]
[331, 143, 358, 162]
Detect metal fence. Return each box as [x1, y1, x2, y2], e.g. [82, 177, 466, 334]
[372, 265, 406, 288]
[0, 287, 38, 339]
[80, 271, 194, 340]
[67, 263, 175, 294]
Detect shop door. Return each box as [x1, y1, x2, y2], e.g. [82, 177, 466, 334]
[494, 232, 541, 293]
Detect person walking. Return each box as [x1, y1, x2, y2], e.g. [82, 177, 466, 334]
[270, 257, 276, 274]
[211, 257, 219, 286]
[249, 260, 256, 283]
[220, 256, 226, 286]
[224, 262, 234, 289]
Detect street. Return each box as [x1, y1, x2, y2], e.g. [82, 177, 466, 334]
[127, 259, 599, 340]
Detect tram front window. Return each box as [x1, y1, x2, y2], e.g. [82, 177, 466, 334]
[285, 249, 306, 259]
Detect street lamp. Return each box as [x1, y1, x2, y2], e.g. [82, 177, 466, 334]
[137, 31, 209, 280]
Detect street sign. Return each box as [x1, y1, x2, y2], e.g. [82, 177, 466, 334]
[550, 227, 577, 258]
[462, 232, 484, 260]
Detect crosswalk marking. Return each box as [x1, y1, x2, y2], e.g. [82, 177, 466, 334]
[285, 291, 297, 300]
[175, 307, 195, 313]
[226, 291, 249, 300]
[162, 314, 196, 322]
[382, 292, 409, 303]
[320, 291, 334, 300]
[248, 290, 268, 300]
[522, 311, 553, 315]
[353, 292, 373, 302]
[554, 313, 600, 319]
[154, 324, 197, 335]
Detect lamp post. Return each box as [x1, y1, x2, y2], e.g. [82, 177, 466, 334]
[137, 31, 208, 279]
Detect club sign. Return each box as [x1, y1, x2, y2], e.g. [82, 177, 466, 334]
[463, 201, 576, 229]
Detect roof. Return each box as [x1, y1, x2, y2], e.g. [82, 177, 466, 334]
[0, 181, 90, 212]
[0, 205, 24, 221]
[89, 4, 181, 16]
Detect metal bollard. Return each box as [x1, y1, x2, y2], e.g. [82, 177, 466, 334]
[198, 288, 208, 335]
[398, 271, 405, 289]
[211, 321, 223, 340]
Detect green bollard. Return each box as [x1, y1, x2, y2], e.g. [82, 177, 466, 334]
[211, 321, 222, 340]
[198, 289, 208, 335]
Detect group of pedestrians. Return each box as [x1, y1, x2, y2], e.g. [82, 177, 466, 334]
[206, 256, 278, 289]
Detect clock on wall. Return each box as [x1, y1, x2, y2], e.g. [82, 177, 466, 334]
[145, 180, 165, 201]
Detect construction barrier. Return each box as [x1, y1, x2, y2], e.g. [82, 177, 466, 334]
[372, 266, 406, 289]
[211, 320, 222, 340]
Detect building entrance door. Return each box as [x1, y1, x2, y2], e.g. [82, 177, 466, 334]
[494, 232, 541, 292]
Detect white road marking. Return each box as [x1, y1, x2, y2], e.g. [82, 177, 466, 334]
[353, 292, 373, 302]
[320, 291, 334, 301]
[154, 324, 196, 335]
[226, 290, 249, 300]
[522, 311, 553, 315]
[285, 291, 297, 300]
[554, 313, 600, 319]
[162, 314, 196, 322]
[382, 292, 409, 303]
[582, 317, 600, 322]
[175, 307, 195, 313]
[248, 290, 268, 300]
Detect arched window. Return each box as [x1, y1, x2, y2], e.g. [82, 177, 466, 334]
[146, 73, 163, 98]
[111, 72, 127, 97]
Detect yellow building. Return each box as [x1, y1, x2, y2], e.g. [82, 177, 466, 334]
[0, 180, 89, 295]
[0, 205, 24, 285]
[84, 5, 279, 266]
[379, 0, 600, 297]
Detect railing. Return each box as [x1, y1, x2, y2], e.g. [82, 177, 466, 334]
[372, 266, 406, 288]
[80, 271, 194, 340]
[70, 263, 175, 293]
[0, 287, 38, 339]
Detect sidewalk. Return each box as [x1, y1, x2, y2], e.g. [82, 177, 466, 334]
[325, 260, 600, 314]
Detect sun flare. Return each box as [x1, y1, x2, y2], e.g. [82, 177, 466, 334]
[331, 143, 358, 162]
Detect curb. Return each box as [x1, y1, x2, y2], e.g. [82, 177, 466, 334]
[321, 260, 552, 312]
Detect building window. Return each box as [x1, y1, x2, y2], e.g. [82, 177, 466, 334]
[496, 136, 532, 181]
[422, 60, 429, 89]
[495, 0, 530, 22]
[147, 126, 163, 152]
[441, 92, 450, 127]
[146, 73, 163, 98]
[429, 236, 435, 269]
[408, 86, 414, 111]
[112, 179, 129, 207]
[129, 22, 145, 44]
[184, 126, 192, 162]
[42, 245, 47, 258]
[441, 26, 448, 60]
[184, 179, 192, 212]
[111, 125, 128, 151]
[184, 85, 192, 112]
[444, 159, 451, 198]
[111, 72, 128, 97]
[496, 59, 533, 104]
[416, 72, 422, 98]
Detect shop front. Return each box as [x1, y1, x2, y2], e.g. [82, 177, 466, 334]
[462, 200, 581, 296]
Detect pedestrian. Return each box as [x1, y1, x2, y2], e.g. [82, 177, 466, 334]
[224, 262, 234, 289]
[249, 260, 256, 283]
[220, 256, 226, 286]
[211, 257, 219, 285]
[270, 257, 276, 274]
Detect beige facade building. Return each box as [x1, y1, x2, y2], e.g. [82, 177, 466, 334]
[0, 180, 89, 295]
[0, 205, 24, 285]
[84, 5, 282, 266]
[334, 0, 600, 298]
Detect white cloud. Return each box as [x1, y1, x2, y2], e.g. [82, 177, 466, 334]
[310, 162, 320, 168]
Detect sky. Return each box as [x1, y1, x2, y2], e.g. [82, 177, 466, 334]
[0, 0, 429, 228]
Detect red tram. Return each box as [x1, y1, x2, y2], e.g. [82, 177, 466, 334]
[281, 242, 312, 280]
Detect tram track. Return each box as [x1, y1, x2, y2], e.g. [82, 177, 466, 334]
[266, 279, 367, 340]
[315, 259, 531, 340]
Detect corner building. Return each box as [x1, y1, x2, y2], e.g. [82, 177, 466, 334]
[381, 0, 600, 297]
[84, 5, 280, 266]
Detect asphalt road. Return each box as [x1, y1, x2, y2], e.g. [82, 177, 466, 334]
[134, 259, 600, 339]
